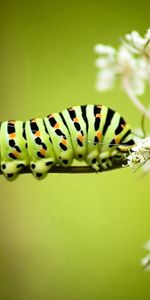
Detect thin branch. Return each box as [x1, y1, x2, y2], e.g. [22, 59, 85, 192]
[123, 76, 150, 119]
[0, 159, 127, 175]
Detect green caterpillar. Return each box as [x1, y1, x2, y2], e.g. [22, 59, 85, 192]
[0, 104, 135, 180]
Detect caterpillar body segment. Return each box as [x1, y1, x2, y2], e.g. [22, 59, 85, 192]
[62, 106, 88, 161]
[25, 119, 57, 179]
[0, 104, 135, 180]
[44, 112, 74, 167]
[0, 121, 29, 180]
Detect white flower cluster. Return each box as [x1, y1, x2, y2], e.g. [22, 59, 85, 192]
[126, 137, 150, 172]
[94, 29, 150, 96]
[125, 29, 150, 57]
[141, 240, 150, 271]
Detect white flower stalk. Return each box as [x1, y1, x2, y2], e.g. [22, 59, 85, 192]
[94, 28, 150, 119]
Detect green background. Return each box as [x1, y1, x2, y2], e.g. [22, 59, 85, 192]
[0, 1, 150, 299]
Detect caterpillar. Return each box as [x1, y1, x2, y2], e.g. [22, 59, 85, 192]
[0, 104, 135, 180]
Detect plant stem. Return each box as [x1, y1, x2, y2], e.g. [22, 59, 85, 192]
[0, 159, 127, 175]
[123, 76, 150, 119]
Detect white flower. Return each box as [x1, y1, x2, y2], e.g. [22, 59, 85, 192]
[118, 46, 147, 95]
[125, 31, 145, 53]
[141, 254, 150, 271]
[94, 44, 116, 56]
[117, 46, 136, 72]
[125, 28, 150, 58]
[94, 28, 150, 94]
[96, 69, 116, 91]
[94, 28, 150, 118]
[141, 240, 150, 271]
[95, 57, 113, 68]
[145, 28, 150, 40]
[94, 44, 116, 92]
[94, 43, 147, 95]
[126, 137, 150, 171]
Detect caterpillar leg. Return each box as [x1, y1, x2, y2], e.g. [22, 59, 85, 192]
[30, 158, 55, 179]
[1, 161, 26, 180]
[98, 149, 123, 170]
[85, 150, 100, 171]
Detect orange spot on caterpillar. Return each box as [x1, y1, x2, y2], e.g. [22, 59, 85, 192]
[54, 123, 59, 129]
[121, 124, 125, 128]
[9, 133, 16, 139]
[40, 149, 46, 155]
[61, 139, 67, 145]
[12, 150, 19, 158]
[73, 117, 79, 122]
[96, 131, 102, 140]
[35, 131, 40, 137]
[77, 134, 84, 142]
[96, 113, 102, 118]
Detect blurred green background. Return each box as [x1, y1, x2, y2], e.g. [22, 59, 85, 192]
[0, 1, 150, 299]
